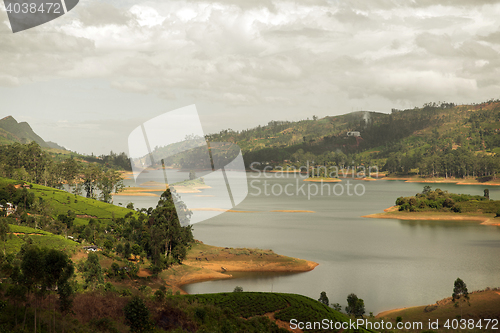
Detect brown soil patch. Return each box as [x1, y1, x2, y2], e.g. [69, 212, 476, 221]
[170, 243, 319, 291]
[376, 306, 419, 318]
[137, 268, 152, 278]
[71, 250, 88, 262]
[263, 310, 303, 333]
[185, 260, 318, 273]
[376, 289, 500, 329]
[11, 232, 43, 236]
[76, 214, 97, 218]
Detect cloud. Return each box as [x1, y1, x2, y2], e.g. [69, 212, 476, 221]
[77, 1, 131, 27]
[2, 0, 500, 141]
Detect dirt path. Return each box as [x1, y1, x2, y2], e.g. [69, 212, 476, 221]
[11, 232, 44, 235]
[263, 310, 303, 333]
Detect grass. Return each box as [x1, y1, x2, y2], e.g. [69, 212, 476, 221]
[29, 182, 137, 221]
[0, 177, 136, 222]
[186, 242, 296, 264]
[180, 292, 375, 333]
[377, 289, 500, 332]
[8, 224, 52, 235]
[4, 224, 79, 254]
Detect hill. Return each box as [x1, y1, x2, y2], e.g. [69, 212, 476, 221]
[377, 288, 500, 332]
[0, 115, 66, 150]
[197, 100, 500, 179]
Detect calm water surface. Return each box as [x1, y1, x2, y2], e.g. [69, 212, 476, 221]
[115, 172, 500, 314]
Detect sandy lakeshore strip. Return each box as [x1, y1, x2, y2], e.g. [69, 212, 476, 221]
[190, 208, 258, 213]
[303, 178, 342, 182]
[161, 242, 319, 293]
[381, 176, 500, 186]
[184, 260, 319, 274]
[190, 208, 315, 213]
[362, 207, 500, 226]
[270, 210, 315, 213]
[112, 192, 159, 197]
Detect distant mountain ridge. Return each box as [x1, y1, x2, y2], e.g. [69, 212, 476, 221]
[0, 115, 66, 150]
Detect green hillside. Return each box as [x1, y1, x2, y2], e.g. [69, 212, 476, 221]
[0, 115, 52, 148]
[196, 100, 500, 178]
[176, 292, 375, 333]
[4, 224, 80, 254]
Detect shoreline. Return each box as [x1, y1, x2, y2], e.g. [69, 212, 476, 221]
[362, 206, 500, 226]
[163, 242, 319, 293]
[380, 176, 500, 186]
[376, 288, 500, 324]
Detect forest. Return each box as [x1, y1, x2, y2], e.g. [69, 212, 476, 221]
[0, 142, 127, 203]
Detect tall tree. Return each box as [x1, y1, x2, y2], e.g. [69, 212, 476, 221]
[82, 252, 104, 290]
[318, 291, 329, 306]
[43, 249, 74, 333]
[124, 296, 153, 333]
[20, 246, 45, 333]
[452, 278, 470, 317]
[0, 218, 11, 255]
[345, 293, 365, 318]
[57, 282, 74, 333]
[148, 189, 193, 270]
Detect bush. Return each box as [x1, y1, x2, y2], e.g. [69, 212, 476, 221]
[154, 289, 165, 302]
[104, 282, 117, 293]
[124, 296, 153, 332]
[443, 198, 455, 208]
[395, 197, 406, 206]
[233, 286, 243, 293]
[120, 288, 132, 297]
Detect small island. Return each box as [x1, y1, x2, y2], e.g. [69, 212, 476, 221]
[363, 186, 500, 226]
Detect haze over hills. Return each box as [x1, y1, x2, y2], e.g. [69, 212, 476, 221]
[204, 100, 500, 167]
[0, 115, 66, 150]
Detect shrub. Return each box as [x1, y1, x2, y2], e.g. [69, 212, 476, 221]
[233, 286, 243, 293]
[395, 197, 406, 206]
[154, 289, 165, 302]
[120, 288, 132, 297]
[104, 282, 117, 293]
[399, 203, 409, 211]
[124, 296, 153, 333]
[443, 198, 455, 208]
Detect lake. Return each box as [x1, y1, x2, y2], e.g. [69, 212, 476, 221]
[114, 171, 500, 314]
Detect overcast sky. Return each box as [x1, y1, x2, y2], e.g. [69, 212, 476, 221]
[1, 0, 500, 155]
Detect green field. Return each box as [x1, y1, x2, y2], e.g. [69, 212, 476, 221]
[4, 224, 79, 254]
[180, 292, 375, 333]
[0, 177, 138, 223]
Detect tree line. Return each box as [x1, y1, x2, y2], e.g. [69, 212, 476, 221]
[0, 142, 125, 203]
